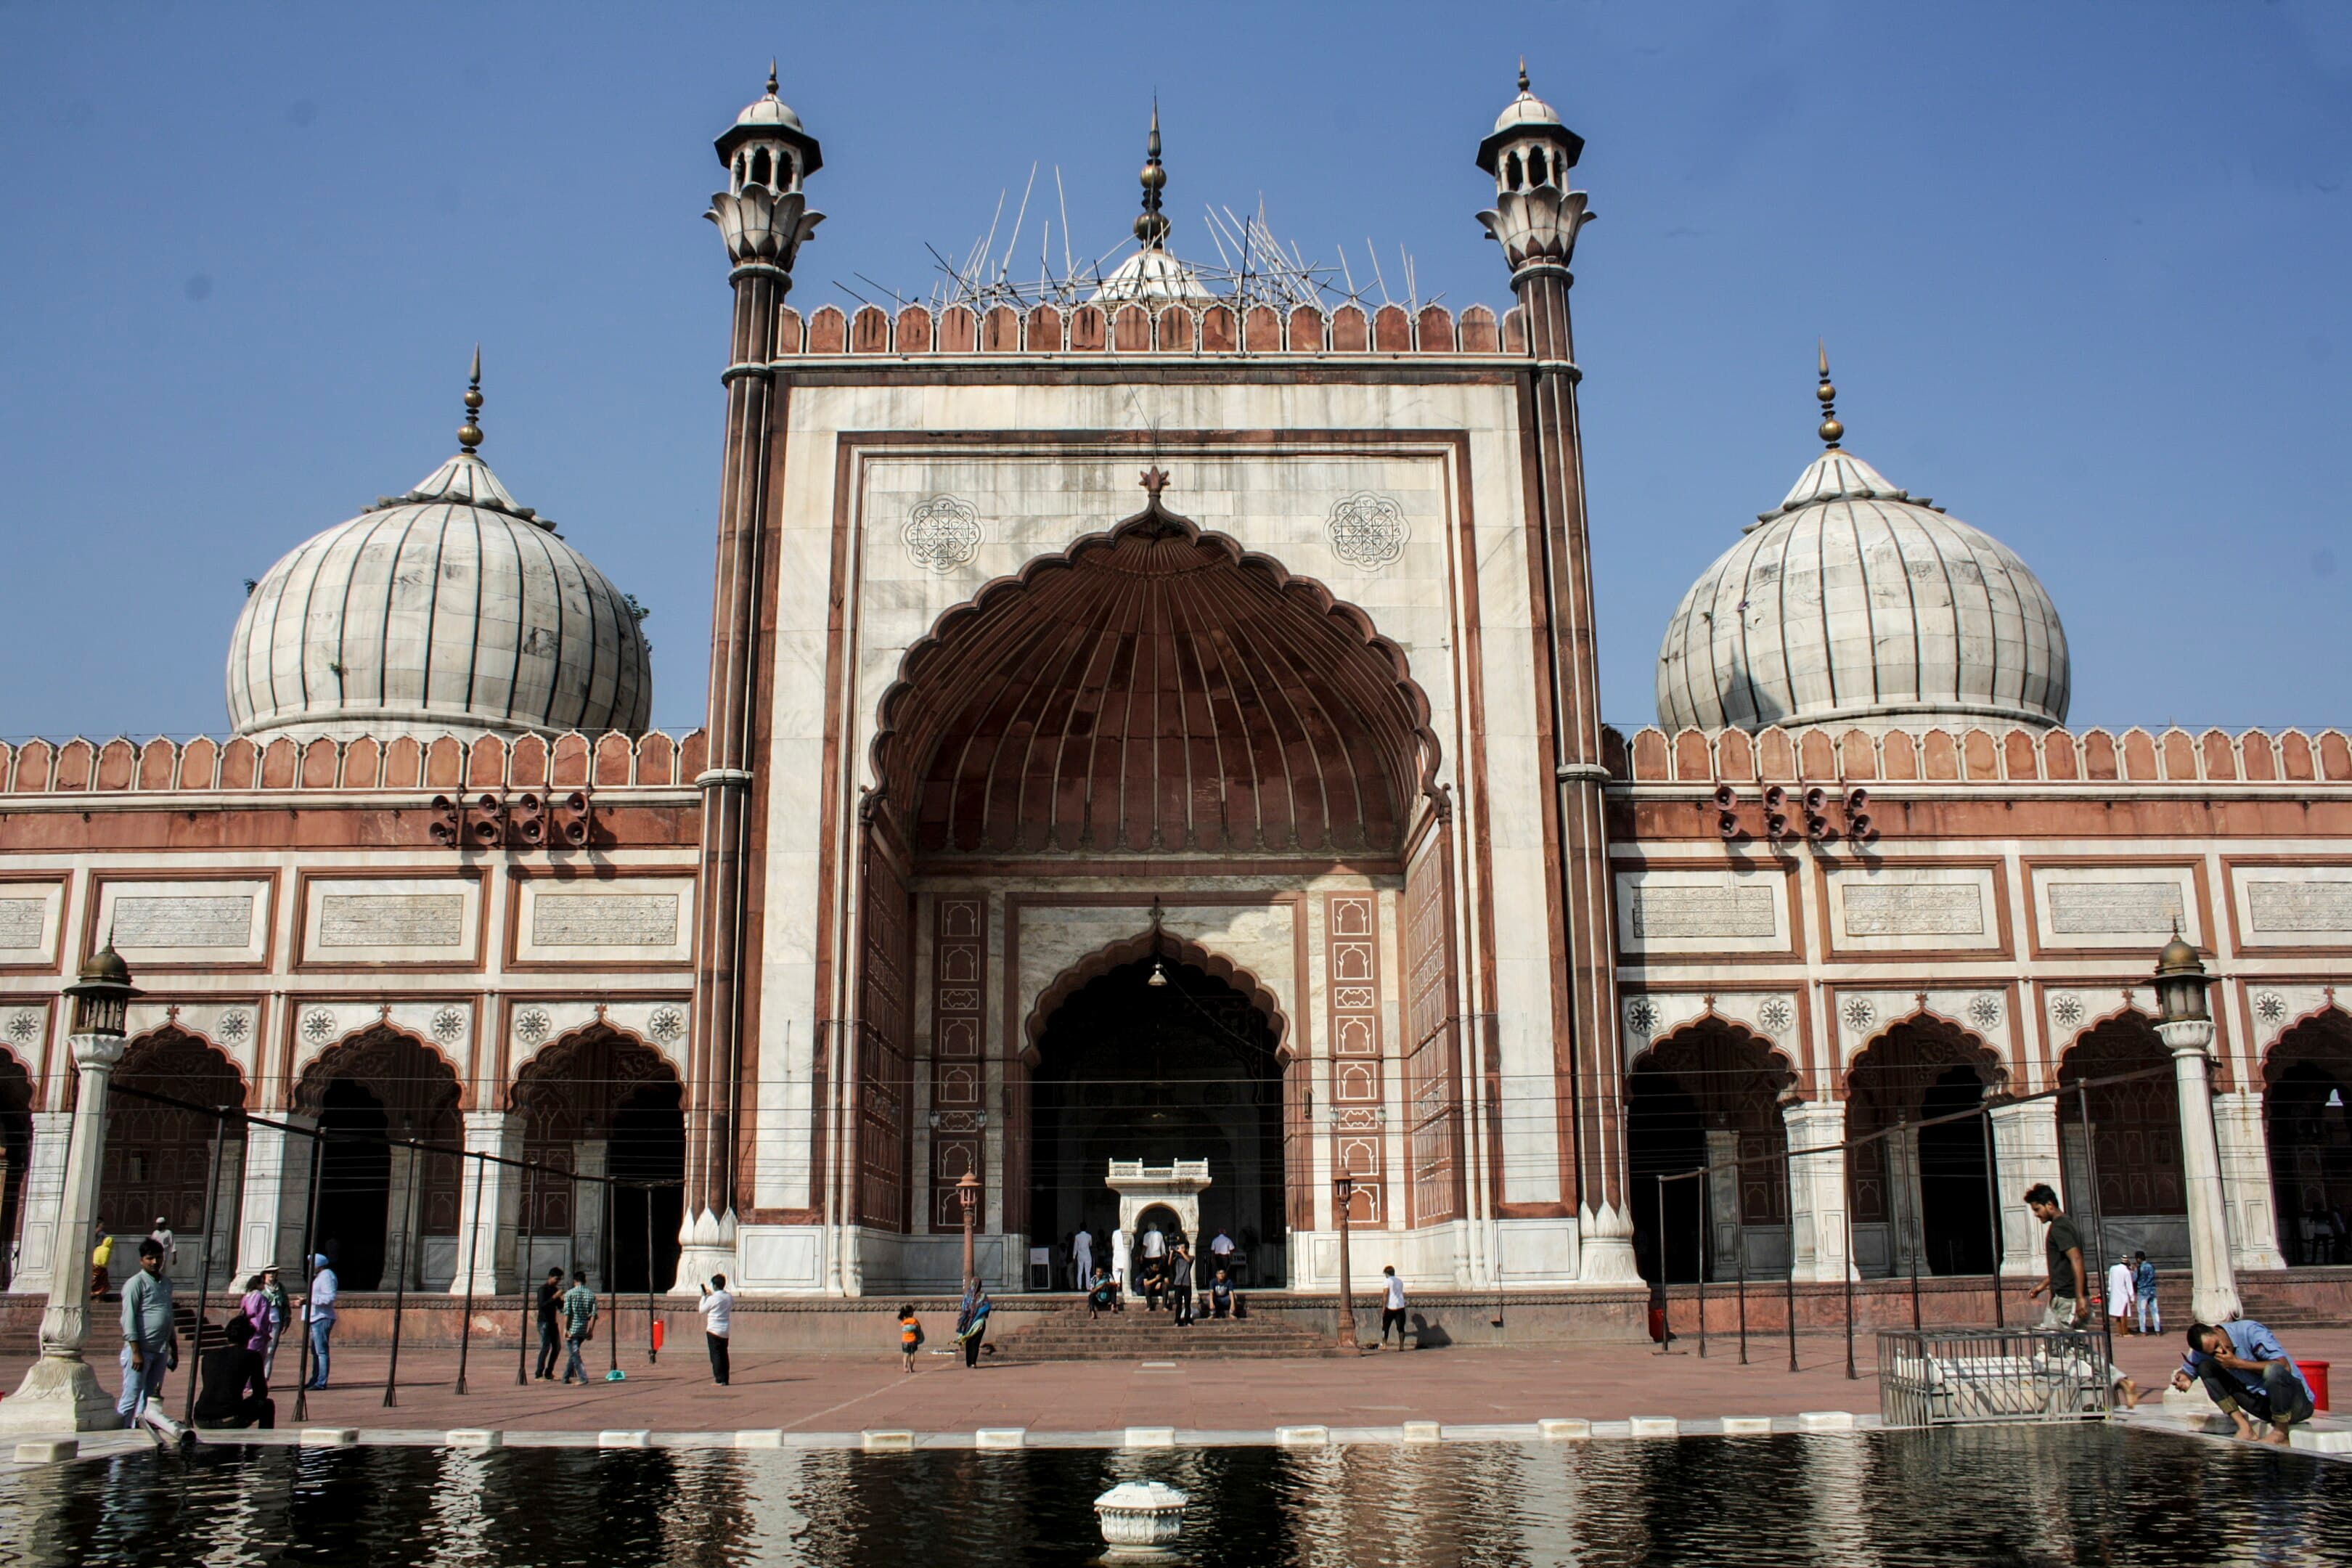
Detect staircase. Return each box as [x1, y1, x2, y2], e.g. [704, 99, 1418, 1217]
[2235, 1273, 2352, 1330]
[992, 1301, 1344, 1362]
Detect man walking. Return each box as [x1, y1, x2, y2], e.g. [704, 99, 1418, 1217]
[2176, 1320, 2316, 1444]
[148, 1216, 177, 1273]
[699, 1273, 734, 1387]
[118, 1238, 177, 1432]
[303, 1253, 339, 1389]
[2132, 1251, 2161, 1336]
[2022, 1185, 2087, 1329]
[1379, 1265, 1410, 1350]
[560, 1270, 599, 1384]
[534, 1267, 564, 1381]
[2105, 1255, 2136, 1334]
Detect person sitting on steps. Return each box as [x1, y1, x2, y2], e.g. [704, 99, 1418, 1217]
[1087, 1268, 1122, 1318]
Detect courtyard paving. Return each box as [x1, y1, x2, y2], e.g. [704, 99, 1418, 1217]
[7, 1324, 2343, 1439]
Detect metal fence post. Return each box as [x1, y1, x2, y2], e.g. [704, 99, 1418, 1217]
[1900, 1115, 1922, 1334]
[292, 1131, 324, 1423]
[181, 1115, 229, 1431]
[1654, 1177, 1670, 1355]
[1786, 1252, 1799, 1373]
[1982, 1106, 2005, 1328]
[382, 1146, 421, 1408]
[2077, 1083, 2115, 1396]
[1842, 1176, 1858, 1381]
[645, 1186, 658, 1365]
[1694, 1171, 1708, 1359]
[1736, 1220, 1749, 1366]
[516, 1156, 539, 1387]
[605, 1175, 619, 1378]
[454, 1148, 485, 1395]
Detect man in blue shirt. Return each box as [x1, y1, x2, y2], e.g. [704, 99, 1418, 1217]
[2131, 1251, 2160, 1336]
[2174, 1320, 2315, 1443]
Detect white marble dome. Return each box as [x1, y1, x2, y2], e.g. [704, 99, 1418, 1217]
[1655, 446, 2070, 733]
[226, 449, 653, 740]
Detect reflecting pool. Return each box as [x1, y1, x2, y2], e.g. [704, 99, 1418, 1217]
[0, 1429, 2344, 1566]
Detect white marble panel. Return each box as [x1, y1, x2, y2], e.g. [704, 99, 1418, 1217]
[1825, 865, 2001, 953]
[0, 883, 62, 963]
[1614, 867, 1788, 956]
[2030, 865, 2199, 950]
[97, 878, 271, 965]
[2231, 865, 2352, 947]
[513, 877, 695, 964]
[301, 878, 477, 963]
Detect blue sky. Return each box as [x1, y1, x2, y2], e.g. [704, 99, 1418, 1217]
[3, 2, 2347, 738]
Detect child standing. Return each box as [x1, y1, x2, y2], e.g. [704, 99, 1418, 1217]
[899, 1304, 923, 1371]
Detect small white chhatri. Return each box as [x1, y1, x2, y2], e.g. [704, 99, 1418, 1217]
[1094, 1479, 1188, 1556]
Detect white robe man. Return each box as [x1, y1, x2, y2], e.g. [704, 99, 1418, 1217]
[1111, 1227, 1133, 1291]
[1072, 1228, 1095, 1289]
[2106, 1257, 2136, 1334]
[1140, 1225, 1165, 1262]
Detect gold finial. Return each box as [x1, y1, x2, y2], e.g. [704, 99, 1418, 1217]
[1519, 57, 1530, 94]
[458, 343, 484, 454]
[1815, 337, 1842, 450]
[767, 60, 778, 97]
[1135, 99, 1169, 248]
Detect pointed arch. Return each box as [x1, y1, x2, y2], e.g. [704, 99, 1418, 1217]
[1021, 925, 1291, 1062]
[102, 1026, 247, 1252]
[870, 491, 1443, 859]
[2263, 1008, 2352, 1260]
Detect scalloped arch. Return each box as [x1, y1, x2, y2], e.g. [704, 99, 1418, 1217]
[1021, 927, 1291, 1063]
[870, 494, 1443, 858]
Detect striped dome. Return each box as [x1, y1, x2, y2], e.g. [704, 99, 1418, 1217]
[1655, 449, 2070, 733]
[226, 450, 653, 740]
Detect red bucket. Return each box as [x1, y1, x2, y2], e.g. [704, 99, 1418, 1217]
[2297, 1360, 2329, 1413]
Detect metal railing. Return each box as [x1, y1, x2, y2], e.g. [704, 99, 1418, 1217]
[1878, 1327, 2115, 1426]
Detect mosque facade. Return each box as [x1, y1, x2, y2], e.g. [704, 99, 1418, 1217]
[1, 72, 2346, 1308]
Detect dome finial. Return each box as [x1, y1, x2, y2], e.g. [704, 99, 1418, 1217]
[458, 343, 485, 454]
[767, 60, 778, 97]
[1134, 98, 1169, 249]
[1519, 57, 1530, 93]
[1815, 337, 1842, 450]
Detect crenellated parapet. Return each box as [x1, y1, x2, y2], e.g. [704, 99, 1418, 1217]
[769, 299, 1514, 359]
[1606, 722, 2352, 788]
[0, 729, 706, 796]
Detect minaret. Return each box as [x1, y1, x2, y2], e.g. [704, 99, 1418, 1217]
[681, 66, 823, 1293]
[1476, 66, 1637, 1283]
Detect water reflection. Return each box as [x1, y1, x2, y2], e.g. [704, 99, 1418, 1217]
[0, 1431, 2343, 1567]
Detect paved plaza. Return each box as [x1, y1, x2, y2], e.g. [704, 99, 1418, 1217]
[8, 1328, 2344, 1442]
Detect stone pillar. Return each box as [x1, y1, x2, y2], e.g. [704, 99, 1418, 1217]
[681, 78, 824, 1290]
[2158, 1021, 2243, 1323]
[1705, 1126, 1742, 1276]
[1988, 1098, 2065, 1278]
[0, 1032, 127, 1433]
[234, 1115, 319, 1278]
[449, 1111, 524, 1297]
[1783, 1098, 1854, 1283]
[2211, 1091, 2290, 1272]
[1886, 1122, 1927, 1278]
[383, 1145, 424, 1290]
[571, 1139, 608, 1289]
[9, 1111, 73, 1289]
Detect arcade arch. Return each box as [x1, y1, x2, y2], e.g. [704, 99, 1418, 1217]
[1627, 1021, 1792, 1284]
[0, 1050, 30, 1289]
[2057, 1015, 2185, 1263]
[102, 1027, 245, 1273]
[293, 1028, 461, 1290]
[1845, 1018, 2003, 1278]
[511, 1026, 685, 1292]
[2266, 1010, 2352, 1265]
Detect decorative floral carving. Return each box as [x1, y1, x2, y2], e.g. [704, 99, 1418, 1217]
[215, 1009, 250, 1045]
[302, 1009, 338, 1044]
[513, 1007, 551, 1046]
[431, 1006, 468, 1045]
[2051, 993, 2085, 1030]
[4, 1010, 37, 1045]
[649, 1006, 685, 1043]
[1841, 996, 1876, 1032]
[1326, 491, 1410, 570]
[1757, 997, 1794, 1035]
[2254, 992, 2287, 1027]
[1967, 995, 2003, 1031]
[903, 494, 983, 573]
[1625, 997, 1659, 1038]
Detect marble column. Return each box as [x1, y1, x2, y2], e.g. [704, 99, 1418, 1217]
[571, 1139, 607, 1289]
[1886, 1122, 1927, 1278]
[383, 1145, 424, 1290]
[1988, 1098, 2065, 1279]
[2158, 1020, 2243, 1323]
[9, 1112, 73, 1289]
[1705, 1126, 1742, 1277]
[234, 1116, 319, 1278]
[2211, 1091, 2290, 1272]
[449, 1111, 524, 1297]
[1783, 1098, 1854, 1283]
[1, 1032, 127, 1433]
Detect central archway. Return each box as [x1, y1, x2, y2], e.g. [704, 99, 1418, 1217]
[1028, 955, 1290, 1287]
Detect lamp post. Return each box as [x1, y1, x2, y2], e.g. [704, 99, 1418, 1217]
[1, 944, 139, 1434]
[2152, 931, 2242, 1323]
[1332, 1172, 1360, 1351]
[958, 1168, 981, 1289]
